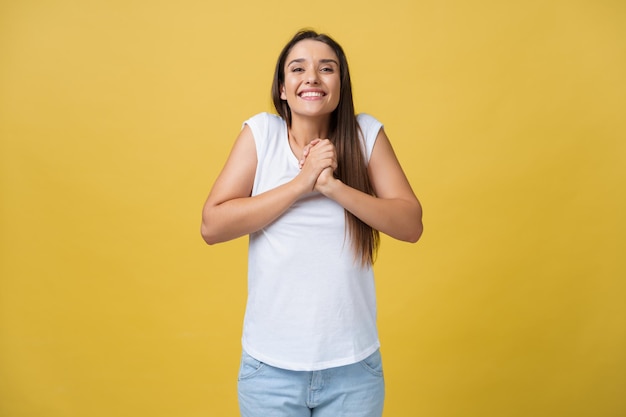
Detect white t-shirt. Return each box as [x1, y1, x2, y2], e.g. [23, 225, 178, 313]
[242, 112, 383, 371]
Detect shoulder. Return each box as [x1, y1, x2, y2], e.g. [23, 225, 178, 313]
[242, 112, 285, 147]
[356, 113, 383, 134]
[242, 113, 285, 158]
[356, 113, 384, 161]
[243, 112, 285, 132]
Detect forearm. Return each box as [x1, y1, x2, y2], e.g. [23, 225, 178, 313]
[201, 179, 305, 244]
[323, 179, 423, 243]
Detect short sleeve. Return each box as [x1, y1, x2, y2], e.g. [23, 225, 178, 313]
[243, 113, 270, 161]
[243, 112, 286, 163]
[356, 113, 383, 162]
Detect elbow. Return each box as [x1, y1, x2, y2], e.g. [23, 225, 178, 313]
[200, 219, 220, 245]
[386, 204, 423, 243]
[201, 204, 227, 245]
[201, 206, 244, 245]
[405, 206, 424, 243]
[389, 221, 422, 243]
[406, 223, 423, 243]
[200, 224, 214, 245]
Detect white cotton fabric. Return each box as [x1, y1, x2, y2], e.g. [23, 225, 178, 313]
[242, 112, 383, 371]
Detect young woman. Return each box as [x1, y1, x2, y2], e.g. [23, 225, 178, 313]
[201, 30, 423, 417]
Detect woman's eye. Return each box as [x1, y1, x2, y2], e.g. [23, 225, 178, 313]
[290, 67, 304, 72]
[321, 67, 334, 72]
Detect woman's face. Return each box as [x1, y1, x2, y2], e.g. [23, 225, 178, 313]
[281, 39, 341, 120]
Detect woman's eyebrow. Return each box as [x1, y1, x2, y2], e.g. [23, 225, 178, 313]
[287, 58, 339, 66]
[287, 58, 305, 66]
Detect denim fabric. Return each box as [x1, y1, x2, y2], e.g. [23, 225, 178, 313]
[238, 349, 385, 417]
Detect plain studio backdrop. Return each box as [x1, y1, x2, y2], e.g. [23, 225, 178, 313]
[1, 1, 624, 416]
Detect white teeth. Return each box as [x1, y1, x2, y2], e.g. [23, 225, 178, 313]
[300, 91, 324, 97]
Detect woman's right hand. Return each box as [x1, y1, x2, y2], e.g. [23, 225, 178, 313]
[298, 139, 337, 191]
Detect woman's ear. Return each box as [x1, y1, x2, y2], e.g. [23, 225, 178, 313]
[280, 85, 287, 100]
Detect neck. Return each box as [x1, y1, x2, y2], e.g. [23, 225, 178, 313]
[289, 113, 331, 146]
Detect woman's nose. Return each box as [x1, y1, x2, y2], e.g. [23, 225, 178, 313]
[305, 72, 319, 84]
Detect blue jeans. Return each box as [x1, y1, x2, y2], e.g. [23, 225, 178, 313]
[237, 349, 385, 417]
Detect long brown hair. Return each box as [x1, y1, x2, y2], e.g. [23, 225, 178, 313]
[271, 30, 379, 266]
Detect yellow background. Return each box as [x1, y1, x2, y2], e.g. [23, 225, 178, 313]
[1, 0, 624, 416]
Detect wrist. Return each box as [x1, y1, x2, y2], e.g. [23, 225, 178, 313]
[317, 176, 342, 198]
[292, 174, 314, 196]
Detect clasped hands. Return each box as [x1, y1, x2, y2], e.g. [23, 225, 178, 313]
[297, 139, 338, 194]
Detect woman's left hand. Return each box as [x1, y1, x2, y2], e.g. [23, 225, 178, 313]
[300, 139, 338, 194]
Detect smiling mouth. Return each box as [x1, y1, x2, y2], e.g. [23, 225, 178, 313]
[299, 91, 325, 98]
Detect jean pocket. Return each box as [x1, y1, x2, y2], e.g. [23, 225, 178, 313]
[238, 351, 265, 380]
[359, 349, 384, 377]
